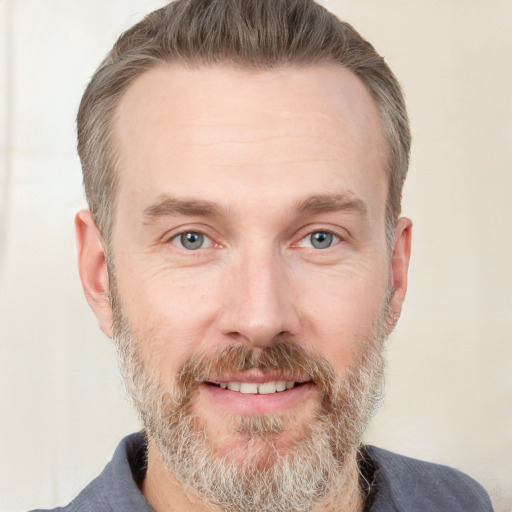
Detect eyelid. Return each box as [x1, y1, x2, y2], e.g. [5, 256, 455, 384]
[160, 223, 221, 250]
[293, 225, 345, 247]
[170, 231, 213, 250]
[298, 231, 340, 249]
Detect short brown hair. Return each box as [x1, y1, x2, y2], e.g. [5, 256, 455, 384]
[77, 0, 410, 245]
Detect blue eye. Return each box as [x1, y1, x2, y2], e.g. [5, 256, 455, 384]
[305, 231, 339, 249]
[172, 232, 211, 250]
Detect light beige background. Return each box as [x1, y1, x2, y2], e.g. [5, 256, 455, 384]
[0, 1, 510, 511]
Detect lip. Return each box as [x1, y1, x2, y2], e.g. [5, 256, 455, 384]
[205, 370, 311, 385]
[200, 381, 315, 415]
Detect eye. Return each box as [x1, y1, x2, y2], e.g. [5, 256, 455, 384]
[301, 231, 340, 250]
[171, 232, 212, 250]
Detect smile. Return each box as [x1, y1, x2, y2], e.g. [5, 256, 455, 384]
[201, 376, 315, 414]
[214, 381, 297, 394]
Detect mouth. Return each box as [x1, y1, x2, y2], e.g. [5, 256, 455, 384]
[200, 375, 315, 415]
[208, 380, 302, 394]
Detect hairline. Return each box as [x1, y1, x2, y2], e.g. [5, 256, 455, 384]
[101, 58, 398, 254]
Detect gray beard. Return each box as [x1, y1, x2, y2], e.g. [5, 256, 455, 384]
[112, 293, 391, 512]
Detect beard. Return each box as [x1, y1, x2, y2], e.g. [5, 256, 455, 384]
[111, 279, 392, 512]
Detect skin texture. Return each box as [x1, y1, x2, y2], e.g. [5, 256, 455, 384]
[75, 63, 412, 512]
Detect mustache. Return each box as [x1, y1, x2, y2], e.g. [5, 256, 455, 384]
[174, 340, 339, 410]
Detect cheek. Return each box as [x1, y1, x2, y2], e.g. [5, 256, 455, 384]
[114, 260, 224, 375]
[295, 265, 389, 371]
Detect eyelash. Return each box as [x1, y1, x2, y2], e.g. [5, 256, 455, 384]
[298, 230, 341, 250]
[170, 231, 214, 251]
[168, 228, 342, 252]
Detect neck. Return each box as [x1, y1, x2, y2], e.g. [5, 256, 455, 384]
[142, 437, 364, 512]
[312, 452, 364, 512]
[141, 439, 214, 512]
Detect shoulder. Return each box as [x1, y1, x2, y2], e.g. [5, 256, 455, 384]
[363, 445, 494, 512]
[27, 433, 152, 512]
[26, 473, 111, 512]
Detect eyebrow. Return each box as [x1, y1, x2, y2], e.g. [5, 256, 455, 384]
[143, 196, 224, 223]
[142, 192, 368, 224]
[294, 193, 368, 217]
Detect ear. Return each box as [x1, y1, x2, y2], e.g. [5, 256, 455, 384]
[75, 210, 114, 338]
[389, 217, 412, 322]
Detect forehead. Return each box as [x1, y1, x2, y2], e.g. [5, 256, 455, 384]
[113, 63, 387, 223]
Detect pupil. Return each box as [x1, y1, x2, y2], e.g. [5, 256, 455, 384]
[311, 232, 332, 249]
[181, 232, 203, 250]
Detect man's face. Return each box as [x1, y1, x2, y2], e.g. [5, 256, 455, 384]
[78, 63, 411, 508]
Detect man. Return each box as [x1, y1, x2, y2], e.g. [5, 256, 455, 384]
[34, 0, 493, 511]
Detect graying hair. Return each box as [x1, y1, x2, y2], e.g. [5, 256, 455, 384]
[77, 0, 410, 245]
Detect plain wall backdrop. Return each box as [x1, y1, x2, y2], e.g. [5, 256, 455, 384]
[0, 1, 511, 511]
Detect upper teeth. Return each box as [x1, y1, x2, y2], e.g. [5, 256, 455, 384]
[219, 381, 295, 394]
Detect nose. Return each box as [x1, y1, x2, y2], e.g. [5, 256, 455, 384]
[217, 246, 300, 348]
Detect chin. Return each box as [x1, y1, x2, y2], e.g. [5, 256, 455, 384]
[200, 410, 315, 469]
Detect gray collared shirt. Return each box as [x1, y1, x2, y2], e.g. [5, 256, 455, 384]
[31, 432, 494, 512]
